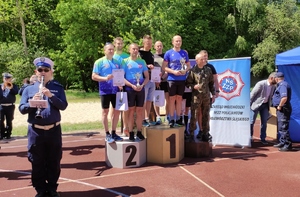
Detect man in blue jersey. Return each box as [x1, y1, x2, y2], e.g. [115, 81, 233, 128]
[113, 37, 130, 66]
[162, 35, 191, 128]
[92, 43, 123, 143]
[113, 37, 130, 137]
[123, 43, 149, 141]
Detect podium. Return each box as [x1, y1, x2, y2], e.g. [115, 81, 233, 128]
[144, 125, 185, 164]
[185, 139, 212, 158]
[105, 138, 146, 168]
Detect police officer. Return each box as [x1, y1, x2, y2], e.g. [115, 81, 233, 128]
[186, 53, 215, 141]
[0, 72, 18, 139]
[19, 57, 68, 197]
[272, 72, 292, 151]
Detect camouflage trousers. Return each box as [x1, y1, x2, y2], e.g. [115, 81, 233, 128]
[189, 96, 211, 135]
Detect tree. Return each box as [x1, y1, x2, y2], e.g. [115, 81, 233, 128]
[252, 0, 300, 76]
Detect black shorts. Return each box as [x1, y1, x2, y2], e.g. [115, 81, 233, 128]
[183, 92, 192, 107]
[159, 81, 169, 93]
[100, 94, 117, 109]
[126, 90, 145, 107]
[168, 81, 185, 96]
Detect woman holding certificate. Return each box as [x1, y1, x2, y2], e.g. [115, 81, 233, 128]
[123, 43, 149, 142]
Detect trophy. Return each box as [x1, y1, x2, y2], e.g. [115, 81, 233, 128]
[180, 58, 187, 75]
[135, 72, 141, 87]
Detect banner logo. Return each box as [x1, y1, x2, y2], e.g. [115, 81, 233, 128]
[218, 69, 245, 101]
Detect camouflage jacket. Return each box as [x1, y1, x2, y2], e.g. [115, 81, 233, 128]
[185, 65, 215, 98]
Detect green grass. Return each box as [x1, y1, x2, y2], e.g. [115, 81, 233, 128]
[16, 89, 100, 103]
[13, 121, 105, 137]
[13, 90, 103, 137]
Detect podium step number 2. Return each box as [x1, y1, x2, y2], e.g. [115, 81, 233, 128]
[105, 139, 146, 169]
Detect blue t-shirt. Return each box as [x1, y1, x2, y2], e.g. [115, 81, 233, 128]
[93, 57, 124, 95]
[123, 57, 148, 91]
[164, 49, 189, 81]
[113, 52, 130, 63]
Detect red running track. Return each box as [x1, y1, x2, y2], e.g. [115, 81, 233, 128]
[0, 123, 299, 197]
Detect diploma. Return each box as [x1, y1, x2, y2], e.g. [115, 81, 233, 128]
[112, 69, 125, 86]
[151, 67, 161, 83]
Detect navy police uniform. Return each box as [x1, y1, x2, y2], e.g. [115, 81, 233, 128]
[0, 73, 19, 139]
[272, 72, 292, 149]
[19, 57, 68, 196]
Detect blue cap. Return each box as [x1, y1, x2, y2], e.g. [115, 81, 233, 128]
[33, 57, 54, 69]
[2, 73, 13, 78]
[275, 72, 284, 78]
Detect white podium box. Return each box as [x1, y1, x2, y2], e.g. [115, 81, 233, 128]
[105, 138, 146, 169]
[144, 125, 185, 164]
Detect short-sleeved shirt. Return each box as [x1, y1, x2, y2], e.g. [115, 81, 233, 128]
[272, 80, 291, 107]
[123, 57, 148, 91]
[164, 49, 189, 81]
[113, 52, 129, 63]
[139, 49, 155, 80]
[92, 57, 124, 95]
[206, 63, 217, 75]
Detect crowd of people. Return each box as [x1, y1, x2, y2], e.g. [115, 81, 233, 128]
[92, 35, 220, 143]
[0, 34, 294, 197]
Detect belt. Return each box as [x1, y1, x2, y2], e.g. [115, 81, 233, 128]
[29, 122, 60, 130]
[1, 103, 14, 106]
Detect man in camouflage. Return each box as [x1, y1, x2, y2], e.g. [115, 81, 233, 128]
[186, 53, 216, 141]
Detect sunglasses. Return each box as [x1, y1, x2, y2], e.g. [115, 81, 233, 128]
[37, 68, 50, 73]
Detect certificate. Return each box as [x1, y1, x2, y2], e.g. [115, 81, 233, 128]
[151, 67, 161, 83]
[29, 99, 48, 108]
[112, 69, 125, 86]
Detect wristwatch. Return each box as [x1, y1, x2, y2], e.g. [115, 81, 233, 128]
[216, 90, 220, 93]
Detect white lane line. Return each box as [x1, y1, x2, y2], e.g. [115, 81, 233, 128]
[59, 176, 130, 197]
[0, 166, 162, 195]
[179, 166, 225, 197]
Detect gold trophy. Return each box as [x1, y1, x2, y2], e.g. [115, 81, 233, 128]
[180, 58, 187, 75]
[135, 72, 141, 87]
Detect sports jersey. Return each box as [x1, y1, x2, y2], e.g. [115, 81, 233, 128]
[123, 57, 148, 91]
[92, 57, 124, 95]
[164, 49, 189, 81]
[113, 52, 130, 62]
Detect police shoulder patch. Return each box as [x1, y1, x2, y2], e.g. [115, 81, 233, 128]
[52, 80, 63, 87]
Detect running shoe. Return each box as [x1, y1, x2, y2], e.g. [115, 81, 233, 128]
[112, 133, 123, 141]
[155, 118, 162, 125]
[169, 120, 175, 128]
[142, 120, 150, 127]
[129, 131, 135, 142]
[105, 134, 115, 144]
[136, 131, 145, 141]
